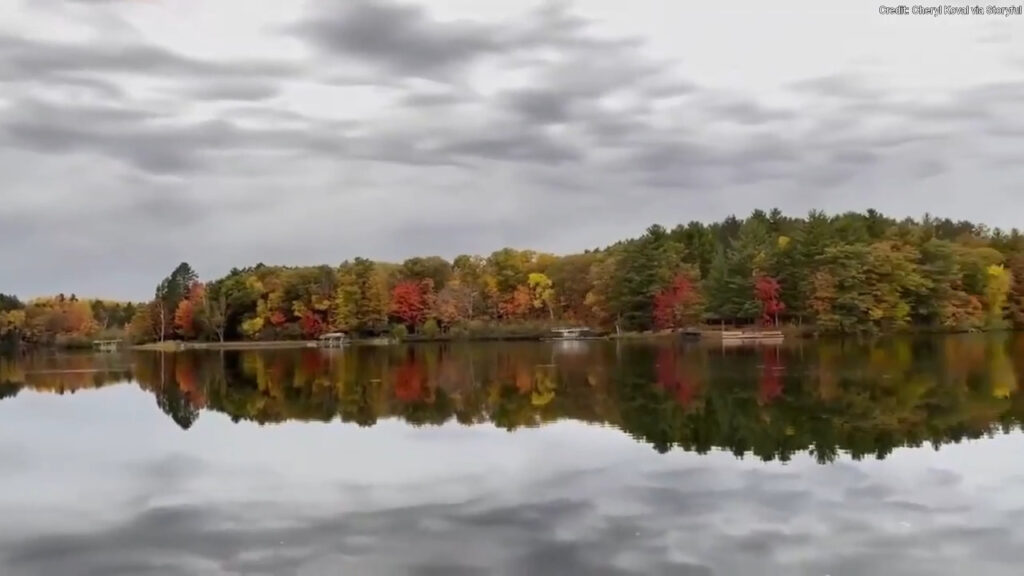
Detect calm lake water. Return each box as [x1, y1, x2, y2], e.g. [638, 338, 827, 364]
[2, 336, 1024, 575]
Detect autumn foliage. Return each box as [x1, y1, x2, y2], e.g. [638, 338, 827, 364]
[434, 280, 473, 327]
[0, 293, 127, 347]
[298, 311, 325, 339]
[173, 283, 206, 339]
[754, 275, 785, 327]
[653, 274, 704, 330]
[499, 285, 532, 320]
[173, 300, 195, 339]
[11, 208, 1024, 347]
[390, 280, 427, 328]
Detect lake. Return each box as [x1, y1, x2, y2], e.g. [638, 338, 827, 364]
[2, 336, 1023, 575]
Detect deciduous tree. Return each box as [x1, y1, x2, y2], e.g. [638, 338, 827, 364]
[390, 281, 426, 328]
[203, 283, 228, 342]
[984, 264, 1011, 328]
[1008, 255, 1024, 329]
[527, 272, 555, 320]
[435, 279, 473, 327]
[754, 275, 784, 327]
[653, 272, 704, 330]
[499, 285, 533, 320]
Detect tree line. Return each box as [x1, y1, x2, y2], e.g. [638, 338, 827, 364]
[5, 208, 1024, 346]
[0, 293, 136, 349]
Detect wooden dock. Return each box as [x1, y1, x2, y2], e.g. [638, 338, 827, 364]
[719, 330, 784, 341]
[542, 327, 603, 341]
[684, 330, 784, 344]
[92, 339, 124, 352]
[317, 332, 349, 348]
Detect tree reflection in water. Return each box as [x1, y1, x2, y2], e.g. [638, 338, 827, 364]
[3, 335, 1023, 463]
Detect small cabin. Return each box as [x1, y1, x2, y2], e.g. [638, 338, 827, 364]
[318, 332, 349, 348]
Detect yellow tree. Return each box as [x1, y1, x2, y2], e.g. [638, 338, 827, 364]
[64, 300, 98, 337]
[481, 272, 500, 318]
[451, 254, 486, 319]
[808, 270, 838, 331]
[240, 317, 265, 340]
[128, 305, 156, 343]
[527, 273, 555, 320]
[984, 264, 1011, 328]
[0, 310, 26, 338]
[331, 265, 359, 332]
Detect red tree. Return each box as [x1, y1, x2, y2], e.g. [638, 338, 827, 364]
[499, 285, 532, 320]
[419, 278, 437, 319]
[754, 275, 785, 326]
[173, 299, 195, 339]
[653, 275, 703, 330]
[390, 280, 426, 327]
[299, 311, 325, 339]
[173, 282, 205, 339]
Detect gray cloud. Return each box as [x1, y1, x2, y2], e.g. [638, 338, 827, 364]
[0, 72, 125, 99]
[184, 80, 281, 102]
[504, 88, 575, 123]
[789, 73, 887, 100]
[440, 130, 583, 165]
[710, 98, 797, 125]
[294, 0, 502, 78]
[0, 33, 295, 82]
[3, 113, 210, 174]
[0, 99, 334, 174]
[291, 0, 648, 83]
[401, 89, 473, 108]
[2, 0, 1024, 298]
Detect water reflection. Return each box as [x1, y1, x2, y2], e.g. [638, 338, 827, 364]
[4, 335, 1023, 463]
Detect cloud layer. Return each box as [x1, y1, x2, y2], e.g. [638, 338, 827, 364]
[2, 0, 1023, 298]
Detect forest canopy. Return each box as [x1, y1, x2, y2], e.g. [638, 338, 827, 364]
[0, 293, 137, 349]
[4, 208, 1024, 346]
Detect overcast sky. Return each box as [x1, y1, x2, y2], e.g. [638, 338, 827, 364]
[2, 0, 1023, 300]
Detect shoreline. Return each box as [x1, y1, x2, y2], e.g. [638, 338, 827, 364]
[122, 325, 1012, 352]
[131, 340, 320, 352]
[8, 326, 1012, 355]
